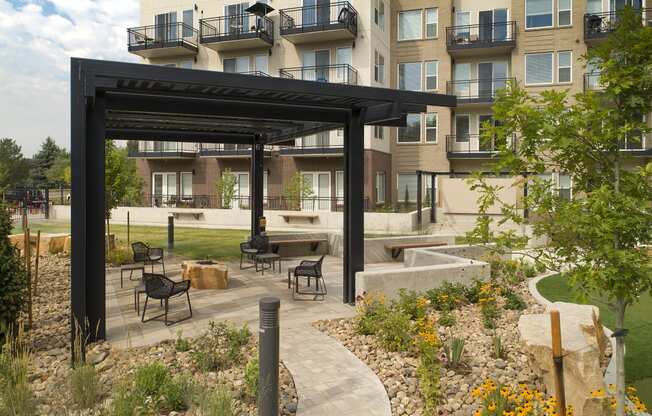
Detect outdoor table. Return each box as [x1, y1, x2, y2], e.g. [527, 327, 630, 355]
[181, 260, 229, 289]
[120, 263, 145, 288]
[255, 253, 281, 275]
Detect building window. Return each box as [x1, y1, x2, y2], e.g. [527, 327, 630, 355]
[374, 0, 385, 31]
[224, 56, 249, 73]
[557, 51, 572, 83]
[556, 174, 572, 200]
[425, 8, 438, 38]
[558, 0, 572, 26]
[180, 61, 193, 69]
[398, 62, 422, 91]
[376, 172, 386, 204]
[255, 54, 268, 74]
[398, 113, 421, 143]
[398, 9, 422, 41]
[425, 113, 437, 142]
[525, 52, 553, 85]
[337, 128, 344, 137]
[586, 0, 602, 14]
[182, 9, 193, 37]
[397, 173, 418, 202]
[374, 51, 385, 83]
[425, 61, 438, 90]
[374, 126, 385, 140]
[526, 0, 553, 29]
[181, 172, 193, 198]
[336, 171, 344, 204]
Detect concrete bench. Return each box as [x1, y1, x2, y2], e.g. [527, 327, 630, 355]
[168, 210, 204, 221]
[280, 213, 319, 224]
[384, 242, 448, 259]
[270, 238, 328, 254]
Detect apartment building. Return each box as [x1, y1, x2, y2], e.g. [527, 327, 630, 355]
[127, 0, 651, 210]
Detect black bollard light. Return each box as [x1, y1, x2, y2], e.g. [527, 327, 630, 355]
[259, 297, 280, 416]
[167, 215, 174, 252]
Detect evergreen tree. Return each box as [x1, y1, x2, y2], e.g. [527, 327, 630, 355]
[0, 139, 28, 192]
[0, 200, 28, 337]
[29, 137, 67, 187]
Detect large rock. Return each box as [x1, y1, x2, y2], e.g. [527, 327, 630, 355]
[518, 302, 609, 416]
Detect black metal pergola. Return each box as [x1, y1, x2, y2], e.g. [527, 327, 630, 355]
[70, 58, 456, 341]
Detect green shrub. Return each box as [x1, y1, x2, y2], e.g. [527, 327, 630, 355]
[244, 358, 259, 400]
[111, 381, 141, 416]
[377, 308, 413, 352]
[481, 303, 500, 329]
[394, 289, 427, 320]
[425, 282, 466, 312]
[414, 318, 441, 413]
[192, 322, 251, 372]
[463, 280, 483, 304]
[198, 384, 235, 416]
[355, 293, 389, 336]
[503, 291, 526, 311]
[0, 326, 33, 416]
[492, 334, 507, 360]
[134, 363, 169, 397]
[0, 202, 28, 337]
[442, 338, 466, 369]
[106, 245, 133, 266]
[175, 330, 191, 352]
[162, 374, 195, 412]
[70, 364, 100, 410]
[437, 311, 456, 327]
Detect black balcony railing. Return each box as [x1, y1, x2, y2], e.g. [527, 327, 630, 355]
[583, 72, 603, 90]
[619, 136, 648, 151]
[584, 8, 651, 40]
[128, 23, 198, 52]
[446, 134, 515, 156]
[200, 144, 255, 157]
[280, 1, 357, 37]
[237, 71, 271, 77]
[200, 13, 273, 44]
[279, 142, 344, 156]
[446, 21, 516, 50]
[446, 78, 514, 103]
[279, 64, 358, 85]
[128, 142, 198, 158]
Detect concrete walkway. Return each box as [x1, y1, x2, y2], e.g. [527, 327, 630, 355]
[105, 256, 391, 416]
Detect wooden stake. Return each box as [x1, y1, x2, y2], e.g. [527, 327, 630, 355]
[25, 228, 32, 329]
[33, 231, 41, 297]
[550, 309, 566, 416]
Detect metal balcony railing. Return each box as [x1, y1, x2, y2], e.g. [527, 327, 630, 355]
[619, 136, 648, 151]
[200, 13, 273, 44]
[200, 144, 255, 156]
[129, 142, 199, 158]
[584, 8, 652, 40]
[279, 140, 344, 156]
[279, 64, 358, 85]
[583, 72, 603, 90]
[446, 78, 514, 103]
[280, 1, 357, 36]
[446, 134, 515, 156]
[446, 21, 516, 49]
[128, 23, 198, 52]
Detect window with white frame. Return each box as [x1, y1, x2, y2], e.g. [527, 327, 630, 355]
[425, 113, 438, 142]
[425, 61, 438, 90]
[374, 0, 385, 30]
[557, 51, 572, 83]
[425, 8, 438, 38]
[376, 172, 386, 203]
[556, 173, 572, 200]
[182, 9, 193, 37]
[586, 0, 602, 14]
[397, 173, 418, 202]
[374, 126, 385, 140]
[398, 62, 422, 91]
[525, 52, 553, 85]
[398, 113, 421, 143]
[398, 9, 422, 40]
[525, 0, 553, 29]
[180, 172, 193, 198]
[558, 0, 572, 26]
[374, 51, 385, 83]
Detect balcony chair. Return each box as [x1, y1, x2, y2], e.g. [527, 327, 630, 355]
[141, 273, 192, 326]
[132, 241, 166, 275]
[289, 255, 327, 300]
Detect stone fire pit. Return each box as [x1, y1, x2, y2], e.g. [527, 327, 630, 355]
[181, 260, 229, 290]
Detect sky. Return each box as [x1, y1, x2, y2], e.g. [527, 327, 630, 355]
[0, 0, 139, 157]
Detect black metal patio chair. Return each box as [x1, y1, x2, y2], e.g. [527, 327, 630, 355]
[240, 241, 260, 270]
[289, 255, 327, 300]
[240, 234, 271, 270]
[132, 241, 166, 275]
[141, 273, 192, 326]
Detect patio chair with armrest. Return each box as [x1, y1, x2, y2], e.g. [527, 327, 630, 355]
[132, 241, 166, 275]
[141, 273, 192, 326]
[290, 255, 327, 300]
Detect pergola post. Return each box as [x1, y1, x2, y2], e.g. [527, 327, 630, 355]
[430, 174, 436, 223]
[71, 65, 106, 348]
[251, 138, 265, 238]
[343, 109, 365, 304]
[416, 170, 423, 227]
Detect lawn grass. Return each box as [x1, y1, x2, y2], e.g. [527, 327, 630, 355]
[537, 274, 652, 406]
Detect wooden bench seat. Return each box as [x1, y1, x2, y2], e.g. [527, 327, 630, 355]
[270, 238, 328, 253]
[384, 242, 447, 259]
[168, 210, 204, 220]
[280, 213, 319, 224]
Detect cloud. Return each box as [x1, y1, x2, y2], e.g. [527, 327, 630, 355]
[0, 0, 138, 156]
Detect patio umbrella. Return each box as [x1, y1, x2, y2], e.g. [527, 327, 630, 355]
[245, 2, 275, 16]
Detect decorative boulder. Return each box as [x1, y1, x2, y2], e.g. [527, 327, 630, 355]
[518, 302, 610, 416]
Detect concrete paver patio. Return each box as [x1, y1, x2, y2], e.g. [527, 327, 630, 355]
[105, 256, 391, 416]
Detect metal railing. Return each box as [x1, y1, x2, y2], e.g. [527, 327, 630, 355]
[279, 64, 358, 85]
[619, 136, 648, 151]
[200, 13, 273, 44]
[446, 21, 516, 49]
[128, 23, 199, 50]
[446, 134, 515, 154]
[280, 1, 357, 36]
[129, 142, 199, 157]
[584, 8, 652, 39]
[237, 71, 271, 77]
[583, 72, 603, 90]
[446, 78, 514, 102]
[200, 144, 254, 156]
[279, 140, 344, 155]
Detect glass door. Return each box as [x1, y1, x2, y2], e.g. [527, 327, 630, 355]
[478, 63, 493, 99]
[152, 173, 177, 206]
[317, 0, 330, 25]
[479, 115, 494, 151]
[225, 3, 249, 35]
[454, 63, 471, 97]
[479, 10, 493, 42]
[303, 0, 317, 27]
[235, 172, 250, 209]
[493, 9, 508, 41]
[493, 62, 508, 94]
[455, 115, 471, 152]
[155, 12, 177, 43]
[336, 47, 352, 82]
[455, 12, 471, 41]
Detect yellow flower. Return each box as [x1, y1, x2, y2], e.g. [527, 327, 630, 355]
[627, 386, 637, 393]
[472, 387, 483, 398]
[474, 410, 482, 416]
[590, 389, 605, 398]
[488, 401, 497, 411]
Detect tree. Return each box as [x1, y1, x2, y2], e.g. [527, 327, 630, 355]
[0, 139, 28, 192]
[0, 200, 28, 337]
[45, 154, 71, 187]
[465, 8, 652, 415]
[282, 172, 314, 210]
[105, 141, 143, 242]
[215, 169, 238, 209]
[29, 137, 67, 187]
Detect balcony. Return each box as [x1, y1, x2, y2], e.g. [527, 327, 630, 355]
[583, 72, 604, 91]
[128, 142, 198, 158]
[128, 23, 198, 58]
[280, 136, 343, 157]
[446, 78, 514, 105]
[279, 1, 357, 44]
[584, 9, 652, 44]
[199, 144, 271, 158]
[199, 14, 273, 51]
[446, 21, 516, 57]
[446, 135, 514, 158]
[620, 135, 652, 155]
[279, 64, 358, 85]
